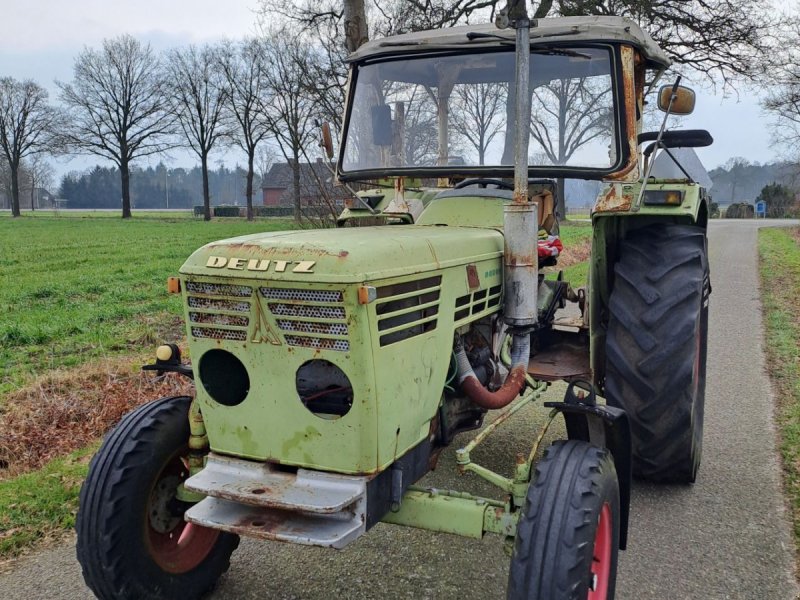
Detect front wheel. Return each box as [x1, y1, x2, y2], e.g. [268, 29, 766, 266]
[76, 396, 239, 600]
[507, 440, 620, 600]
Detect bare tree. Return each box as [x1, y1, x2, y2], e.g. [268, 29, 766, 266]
[26, 156, 54, 211]
[0, 78, 60, 217]
[450, 83, 506, 165]
[58, 35, 174, 218]
[166, 44, 229, 221]
[261, 34, 323, 222]
[217, 38, 272, 221]
[527, 76, 613, 217]
[551, 0, 786, 88]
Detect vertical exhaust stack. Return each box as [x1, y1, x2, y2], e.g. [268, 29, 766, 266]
[455, 2, 537, 409]
[504, 1, 538, 329]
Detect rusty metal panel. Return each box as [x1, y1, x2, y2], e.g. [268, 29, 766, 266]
[185, 496, 366, 549]
[184, 454, 368, 514]
[604, 45, 641, 185]
[527, 329, 591, 382]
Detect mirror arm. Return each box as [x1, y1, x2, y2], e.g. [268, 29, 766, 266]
[633, 75, 681, 212]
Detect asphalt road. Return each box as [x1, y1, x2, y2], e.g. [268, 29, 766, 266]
[1, 219, 797, 600]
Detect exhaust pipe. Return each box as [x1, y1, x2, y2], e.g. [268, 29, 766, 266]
[455, 1, 537, 409]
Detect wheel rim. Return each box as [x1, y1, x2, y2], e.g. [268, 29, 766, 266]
[589, 502, 612, 600]
[145, 451, 220, 574]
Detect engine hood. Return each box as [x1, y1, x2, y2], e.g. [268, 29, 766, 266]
[180, 225, 503, 284]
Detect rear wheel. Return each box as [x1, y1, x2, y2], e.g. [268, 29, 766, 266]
[76, 396, 239, 600]
[507, 440, 620, 600]
[605, 223, 710, 483]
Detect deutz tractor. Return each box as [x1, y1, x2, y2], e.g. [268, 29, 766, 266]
[76, 8, 712, 600]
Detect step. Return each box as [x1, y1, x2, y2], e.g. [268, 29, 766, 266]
[184, 453, 368, 514]
[185, 496, 366, 549]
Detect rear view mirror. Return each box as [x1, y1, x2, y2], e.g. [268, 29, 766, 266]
[370, 104, 393, 146]
[657, 85, 696, 115]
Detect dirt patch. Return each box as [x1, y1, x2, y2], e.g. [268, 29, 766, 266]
[556, 238, 591, 269]
[0, 355, 193, 480]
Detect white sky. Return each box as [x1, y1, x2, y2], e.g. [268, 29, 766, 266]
[0, 0, 784, 180]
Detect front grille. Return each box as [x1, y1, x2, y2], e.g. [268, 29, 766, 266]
[260, 288, 343, 303]
[259, 287, 350, 352]
[191, 327, 248, 341]
[185, 281, 252, 341]
[375, 276, 441, 347]
[185, 282, 252, 297]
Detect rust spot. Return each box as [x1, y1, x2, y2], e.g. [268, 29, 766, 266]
[466, 264, 480, 290]
[461, 367, 527, 410]
[604, 46, 640, 184]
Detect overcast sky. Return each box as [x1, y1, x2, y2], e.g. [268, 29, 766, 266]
[0, 0, 784, 180]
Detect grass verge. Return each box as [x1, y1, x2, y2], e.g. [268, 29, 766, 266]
[758, 226, 800, 557]
[0, 446, 95, 562]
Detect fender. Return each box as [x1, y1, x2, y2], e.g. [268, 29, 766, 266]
[545, 381, 632, 549]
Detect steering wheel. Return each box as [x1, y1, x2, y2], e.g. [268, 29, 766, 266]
[453, 178, 514, 190]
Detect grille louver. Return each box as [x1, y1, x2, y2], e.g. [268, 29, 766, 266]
[259, 287, 350, 352]
[375, 276, 441, 347]
[186, 282, 252, 341]
[454, 284, 502, 323]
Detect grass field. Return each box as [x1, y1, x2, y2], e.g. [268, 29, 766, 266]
[759, 226, 800, 554]
[0, 215, 297, 396]
[0, 212, 592, 559]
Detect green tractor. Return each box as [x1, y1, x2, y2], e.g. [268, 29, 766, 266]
[76, 8, 712, 600]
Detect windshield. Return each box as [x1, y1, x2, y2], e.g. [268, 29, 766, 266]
[341, 47, 619, 176]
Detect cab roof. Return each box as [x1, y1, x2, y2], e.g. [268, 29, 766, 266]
[347, 16, 670, 70]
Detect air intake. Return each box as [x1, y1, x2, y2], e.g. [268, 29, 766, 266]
[186, 281, 252, 341]
[260, 287, 350, 352]
[375, 276, 441, 347]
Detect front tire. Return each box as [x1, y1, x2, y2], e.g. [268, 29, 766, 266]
[605, 223, 710, 483]
[76, 396, 239, 600]
[508, 440, 620, 600]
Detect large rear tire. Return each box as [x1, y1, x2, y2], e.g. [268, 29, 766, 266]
[508, 440, 620, 600]
[76, 396, 239, 600]
[605, 223, 710, 483]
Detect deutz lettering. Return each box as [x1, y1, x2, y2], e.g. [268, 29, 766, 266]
[206, 256, 316, 273]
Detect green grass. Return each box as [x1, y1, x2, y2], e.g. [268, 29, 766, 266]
[758, 227, 800, 555]
[0, 215, 297, 396]
[0, 445, 96, 557]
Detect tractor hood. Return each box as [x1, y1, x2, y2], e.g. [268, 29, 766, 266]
[180, 225, 504, 284]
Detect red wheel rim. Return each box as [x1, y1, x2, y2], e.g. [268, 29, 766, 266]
[145, 453, 220, 574]
[589, 502, 612, 600]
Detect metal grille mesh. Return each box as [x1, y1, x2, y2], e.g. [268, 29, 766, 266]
[277, 320, 348, 335]
[186, 282, 252, 297]
[260, 288, 342, 303]
[187, 297, 250, 312]
[259, 287, 350, 352]
[269, 303, 346, 320]
[191, 327, 248, 341]
[284, 335, 350, 352]
[190, 312, 249, 327]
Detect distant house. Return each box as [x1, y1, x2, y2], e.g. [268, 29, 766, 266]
[261, 159, 353, 209]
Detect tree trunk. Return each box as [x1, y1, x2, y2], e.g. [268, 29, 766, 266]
[120, 159, 132, 219]
[201, 155, 211, 221]
[30, 173, 35, 211]
[10, 164, 21, 217]
[292, 153, 301, 223]
[556, 177, 567, 221]
[343, 0, 369, 53]
[246, 151, 254, 222]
